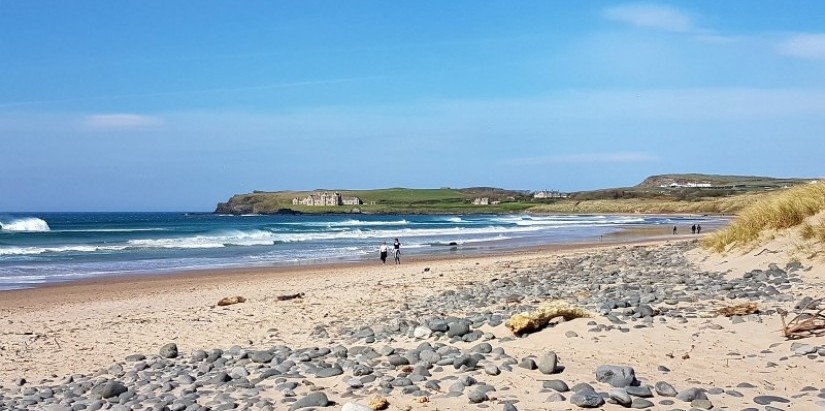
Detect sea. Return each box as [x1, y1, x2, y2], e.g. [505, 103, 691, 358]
[0, 212, 725, 291]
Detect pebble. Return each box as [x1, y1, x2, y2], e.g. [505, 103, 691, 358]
[158, 343, 178, 359]
[570, 391, 605, 408]
[538, 351, 559, 374]
[503, 403, 518, 411]
[691, 398, 714, 409]
[289, 392, 329, 410]
[609, 388, 632, 407]
[1, 245, 815, 411]
[595, 365, 637, 388]
[626, 385, 653, 397]
[543, 379, 570, 392]
[468, 389, 488, 404]
[655, 381, 678, 397]
[630, 398, 655, 408]
[753, 395, 791, 405]
[676, 387, 708, 402]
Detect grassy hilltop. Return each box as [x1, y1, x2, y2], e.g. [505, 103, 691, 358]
[215, 174, 815, 215]
[215, 187, 536, 215]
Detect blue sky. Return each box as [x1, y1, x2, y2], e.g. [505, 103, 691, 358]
[2, 1, 825, 211]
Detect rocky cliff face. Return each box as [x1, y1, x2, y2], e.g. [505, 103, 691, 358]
[214, 194, 304, 215]
[214, 201, 254, 215]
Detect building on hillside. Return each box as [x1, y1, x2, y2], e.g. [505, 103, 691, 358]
[292, 192, 362, 206]
[660, 182, 713, 188]
[533, 190, 567, 199]
[473, 197, 490, 205]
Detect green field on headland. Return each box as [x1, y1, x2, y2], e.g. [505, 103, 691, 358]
[215, 174, 816, 215]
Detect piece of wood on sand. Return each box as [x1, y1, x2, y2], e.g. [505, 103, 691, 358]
[781, 298, 825, 339]
[716, 302, 759, 317]
[276, 292, 305, 301]
[217, 296, 247, 306]
[505, 300, 593, 336]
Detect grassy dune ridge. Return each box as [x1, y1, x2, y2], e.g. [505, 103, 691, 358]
[528, 195, 763, 215]
[703, 180, 825, 252]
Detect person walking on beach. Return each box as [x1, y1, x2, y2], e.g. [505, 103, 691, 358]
[379, 241, 388, 264]
[691, 224, 696, 235]
[697, 224, 702, 234]
[673, 226, 677, 235]
[393, 238, 401, 264]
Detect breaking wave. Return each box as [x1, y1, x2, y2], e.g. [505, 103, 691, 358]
[0, 217, 51, 232]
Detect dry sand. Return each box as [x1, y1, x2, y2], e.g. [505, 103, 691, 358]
[1, 236, 823, 410]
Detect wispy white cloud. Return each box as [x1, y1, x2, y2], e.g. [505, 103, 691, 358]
[82, 113, 164, 129]
[504, 152, 659, 166]
[0, 76, 385, 108]
[603, 4, 694, 33]
[777, 34, 825, 59]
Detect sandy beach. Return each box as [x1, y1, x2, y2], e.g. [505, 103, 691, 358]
[1, 236, 823, 410]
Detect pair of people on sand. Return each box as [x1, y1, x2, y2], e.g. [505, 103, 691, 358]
[379, 238, 401, 264]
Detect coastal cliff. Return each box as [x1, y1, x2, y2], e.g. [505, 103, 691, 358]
[215, 175, 814, 215]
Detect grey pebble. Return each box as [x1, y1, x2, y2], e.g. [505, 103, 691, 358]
[543, 379, 570, 392]
[595, 365, 637, 388]
[753, 395, 791, 405]
[570, 391, 605, 408]
[630, 398, 655, 408]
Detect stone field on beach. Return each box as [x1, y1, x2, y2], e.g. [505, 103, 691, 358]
[1, 240, 824, 410]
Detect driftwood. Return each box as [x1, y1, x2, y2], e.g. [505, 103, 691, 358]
[506, 300, 593, 336]
[717, 302, 759, 317]
[754, 248, 779, 256]
[781, 298, 825, 339]
[216, 296, 246, 306]
[276, 292, 305, 301]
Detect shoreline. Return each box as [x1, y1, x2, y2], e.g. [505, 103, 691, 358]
[0, 219, 719, 296]
[0, 230, 703, 308]
[1, 232, 823, 410]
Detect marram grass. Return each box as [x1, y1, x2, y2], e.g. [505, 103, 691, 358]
[529, 193, 764, 215]
[703, 180, 825, 252]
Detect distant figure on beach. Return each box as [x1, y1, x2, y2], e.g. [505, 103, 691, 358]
[691, 224, 696, 235]
[379, 241, 388, 264]
[697, 224, 702, 234]
[393, 238, 401, 264]
[673, 226, 677, 235]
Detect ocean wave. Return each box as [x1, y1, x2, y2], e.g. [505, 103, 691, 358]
[0, 217, 51, 232]
[127, 229, 277, 249]
[56, 228, 168, 233]
[117, 226, 538, 250]
[0, 244, 129, 256]
[492, 215, 646, 227]
[282, 219, 410, 227]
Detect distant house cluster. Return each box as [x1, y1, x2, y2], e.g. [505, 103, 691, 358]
[659, 182, 713, 188]
[472, 197, 500, 205]
[292, 192, 362, 206]
[533, 190, 567, 199]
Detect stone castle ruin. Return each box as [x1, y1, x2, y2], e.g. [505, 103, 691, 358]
[292, 192, 362, 206]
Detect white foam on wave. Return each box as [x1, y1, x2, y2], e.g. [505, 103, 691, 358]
[283, 219, 409, 227]
[0, 217, 51, 232]
[127, 229, 278, 249]
[493, 215, 646, 227]
[57, 228, 168, 233]
[273, 225, 537, 242]
[0, 244, 129, 256]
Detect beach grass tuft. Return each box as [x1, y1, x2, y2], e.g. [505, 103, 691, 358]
[703, 180, 825, 252]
